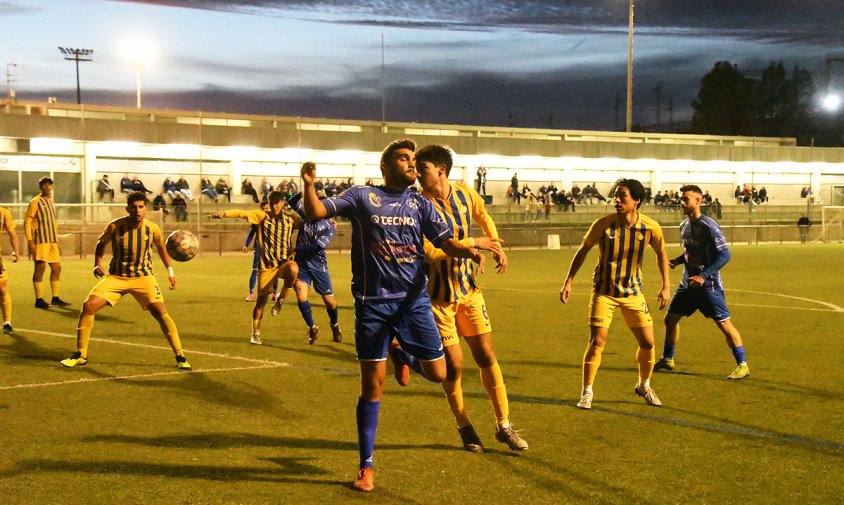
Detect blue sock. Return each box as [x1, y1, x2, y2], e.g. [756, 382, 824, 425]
[248, 269, 258, 293]
[356, 397, 380, 469]
[297, 301, 315, 327]
[327, 306, 339, 326]
[732, 346, 746, 365]
[663, 342, 676, 360]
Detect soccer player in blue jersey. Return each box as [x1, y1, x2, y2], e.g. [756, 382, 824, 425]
[209, 191, 298, 345]
[286, 192, 343, 345]
[654, 184, 750, 379]
[413, 144, 527, 452]
[0, 205, 20, 333]
[560, 178, 671, 410]
[59, 192, 191, 370]
[299, 141, 482, 493]
[25, 177, 71, 308]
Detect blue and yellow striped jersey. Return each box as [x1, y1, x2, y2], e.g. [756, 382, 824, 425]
[24, 195, 58, 245]
[0, 206, 14, 240]
[223, 209, 296, 269]
[423, 183, 499, 303]
[583, 213, 666, 297]
[99, 217, 163, 277]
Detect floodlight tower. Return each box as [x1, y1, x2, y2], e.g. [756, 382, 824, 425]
[58, 47, 93, 104]
[625, 0, 634, 132]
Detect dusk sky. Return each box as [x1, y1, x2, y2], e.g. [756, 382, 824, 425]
[3, 0, 843, 131]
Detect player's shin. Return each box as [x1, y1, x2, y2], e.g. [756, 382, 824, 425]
[582, 343, 604, 391]
[636, 346, 656, 386]
[76, 313, 95, 357]
[480, 361, 509, 427]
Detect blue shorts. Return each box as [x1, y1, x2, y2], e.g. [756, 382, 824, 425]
[296, 265, 334, 296]
[667, 285, 731, 321]
[354, 296, 445, 362]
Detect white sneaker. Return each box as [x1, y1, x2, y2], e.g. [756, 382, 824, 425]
[634, 385, 662, 406]
[577, 392, 593, 410]
[250, 333, 262, 345]
[271, 299, 283, 317]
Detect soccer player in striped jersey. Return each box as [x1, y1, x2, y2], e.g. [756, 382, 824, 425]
[0, 205, 20, 333]
[25, 177, 71, 309]
[243, 201, 279, 303]
[59, 192, 191, 370]
[209, 190, 298, 345]
[413, 144, 527, 452]
[300, 142, 482, 493]
[287, 192, 342, 345]
[560, 178, 671, 410]
[654, 184, 750, 379]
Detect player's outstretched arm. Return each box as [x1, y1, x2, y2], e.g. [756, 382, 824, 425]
[153, 233, 176, 289]
[560, 243, 592, 304]
[300, 162, 329, 220]
[439, 238, 482, 265]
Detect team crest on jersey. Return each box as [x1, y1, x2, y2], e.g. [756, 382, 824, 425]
[636, 232, 644, 241]
[407, 198, 419, 209]
[368, 193, 382, 207]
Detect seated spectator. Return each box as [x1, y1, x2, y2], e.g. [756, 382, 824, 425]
[325, 179, 337, 198]
[702, 191, 713, 205]
[163, 176, 178, 199]
[96, 174, 114, 202]
[171, 192, 188, 222]
[571, 183, 582, 204]
[757, 186, 768, 203]
[152, 192, 169, 221]
[120, 174, 133, 194]
[201, 176, 219, 202]
[176, 175, 194, 200]
[131, 176, 153, 194]
[241, 178, 259, 203]
[215, 178, 232, 202]
[735, 185, 743, 202]
[259, 177, 273, 201]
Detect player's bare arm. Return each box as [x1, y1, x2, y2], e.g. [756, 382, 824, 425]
[439, 238, 482, 265]
[154, 235, 177, 290]
[655, 247, 671, 310]
[300, 162, 329, 220]
[4, 219, 19, 261]
[560, 242, 593, 304]
[92, 241, 107, 278]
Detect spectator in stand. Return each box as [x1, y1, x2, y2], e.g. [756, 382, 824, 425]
[96, 175, 114, 202]
[476, 165, 487, 195]
[757, 187, 768, 203]
[800, 187, 810, 198]
[201, 177, 219, 203]
[120, 174, 133, 194]
[216, 178, 232, 202]
[741, 185, 751, 204]
[176, 175, 194, 201]
[163, 177, 178, 199]
[653, 191, 664, 209]
[171, 192, 188, 221]
[314, 178, 325, 196]
[735, 185, 743, 203]
[242, 178, 259, 203]
[131, 176, 153, 195]
[511, 173, 520, 204]
[592, 183, 608, 203]
[702, 191, 713, 205]
[797, 215, 812, 243]
[543, 194, 552, 222]
[325, 180, 338, 198]
[571, 184, 582, 204]
[713, 198, 722, 219]
[644, 187, 653, 205]
[152, 192, 169, 221]
[260, 178, 273, 202]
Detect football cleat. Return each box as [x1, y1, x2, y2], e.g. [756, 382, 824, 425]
[270, 299, 283, 317]
[34, 298, 50, 309]
[352, 467, 374, 492]
[387, 341, 410, 386]
[577, 391, 593, 410]
[2, 323, 12, 334]
[653, 357, 675, 371]
[330, 323, 343, 343]
[51, 297, 72, 307]
[634, 385, 662, 406]
[495, 424, 528, 451]
[175, 355, 192, 371]
[60, 351, 88, 368]
[308, 325, 319, 345]
[727, 363, 750, 380]
[250, 333, 262, 345]
[457, 424, 484, 453]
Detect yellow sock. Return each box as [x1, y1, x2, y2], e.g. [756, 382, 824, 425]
[252, 318, 261, 334]
[158, 312, 183, 355]
[50, 280, 60, 298]
[1, 295, 11, 323]
[34, 281, 43, 299]
[636, 346, 655, 383]
[480, 361, 509, 427]
[77, 314, 95, 357]
[583, 343, 605, 388]
[442, 378, 470, 427]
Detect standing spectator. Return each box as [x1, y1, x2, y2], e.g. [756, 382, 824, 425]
[511, 173, 520, 203]
[713, 198, 722, 219]
[96, 175, 114, 202]
[543, 194, 552, 222]
[216, 178, 232, 202]
[163, 177, 178, 199]
[171, 192, 188, 222]
[797, 215, 812, 243]
[241, 178, 259, 203]
[260, 178, 273, 201]
[176, 176, 193, 201]
[25, 177, 71, 308]
[476, 166, 487, 195]
[131, 176, 153, 195]
[152, 192, 169, 222]
[201, 176, 219, 202]
[120, 174, 133, 194]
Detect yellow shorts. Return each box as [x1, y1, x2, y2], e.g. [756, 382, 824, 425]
[89, 275, 164, 309]
[257, 261, 296, 294]
[588, 293, 653, 328]
[34, 243, 61, 263]
[431, 289, 492, 347]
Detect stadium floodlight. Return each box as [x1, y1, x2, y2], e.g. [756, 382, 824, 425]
[123, 41, 155, 109]
[58, 47, 94, 104]
[625, 0, 634, 133]
[822, 93, 841, 112]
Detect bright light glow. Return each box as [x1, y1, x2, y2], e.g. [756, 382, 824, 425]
[822, 94, 841, 112]
[123, 39, 156, 68]
[30, 137, 77, 154]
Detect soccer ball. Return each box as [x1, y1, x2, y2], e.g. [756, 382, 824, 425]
[165, 230, 199, 262]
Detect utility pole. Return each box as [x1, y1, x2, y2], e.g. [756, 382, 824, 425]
[58, 47, 93, 104]
[625, 0, 634, 132]
[6, 62, 17, 99]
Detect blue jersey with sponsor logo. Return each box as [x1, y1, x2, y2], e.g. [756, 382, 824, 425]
[322, 186, 452, 303]
[678, 215, 729, 289]
[288, 193, 335, 272]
